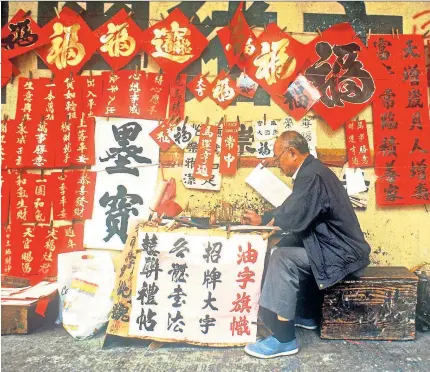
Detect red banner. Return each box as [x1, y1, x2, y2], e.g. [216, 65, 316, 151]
[72, 170, 97, 220]
[370, 34, 430, 206]
[168, 74, 187, 120]
[209, 71, 238, 109]
[1, 171, 13, 224]
[28, 116, 55, 168]
[149, 119, 176, 151]
[1, 9, 49, 59]
[140, 8, 208, 77]
[94, 8, 141, 71]
[187, 73, 211, 102]
[51, 171, 75, 220]
[303, 23, 389, 130]
[142, 72, 170, 120]
[79, 75, 103, 119]
[15, 77, 38, 122]
[193, 124, 218, 180]
[219, 121, 239, 175]
[345, 119, 372, 168]
[72, 115, 95, 166]
[96, 71, 123, 117]
[37, 7, 98, 77]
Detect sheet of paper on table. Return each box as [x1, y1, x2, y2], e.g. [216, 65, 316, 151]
[10, 281, 58, 299]
[246, 163, 292, 207]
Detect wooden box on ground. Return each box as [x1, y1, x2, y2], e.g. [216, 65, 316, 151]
[321, 267, 418, 341]
[1, 293, 59, 335]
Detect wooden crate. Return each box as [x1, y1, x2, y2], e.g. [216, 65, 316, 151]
[1, 293, 59, 335]
[321, 267, 418, 341]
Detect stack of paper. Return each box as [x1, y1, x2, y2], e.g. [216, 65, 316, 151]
[341, 165, 371, 209]
[1, 281, 57, 306]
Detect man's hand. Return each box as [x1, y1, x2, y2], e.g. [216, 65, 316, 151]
[242, 209, 262, 226]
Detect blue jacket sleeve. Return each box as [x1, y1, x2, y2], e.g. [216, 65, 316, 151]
[268, 174, 330, 234]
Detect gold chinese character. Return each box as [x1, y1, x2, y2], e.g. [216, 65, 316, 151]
[212, 78, 235, 102]
[152, 21, 193, 63]
[47, 23, 85, 69]
[100, 22, 136, 58]
[253, 39, 296, 85]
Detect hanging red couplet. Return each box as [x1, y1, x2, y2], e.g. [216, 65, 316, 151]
[142, 72, 170, 120]
[1, 224, 13, 275]
[51, 171, 75, 220]
[72, 115, 95, 166]
[38, 226, 60, 277]
[140, 8, 208, 77]
[78, 74, 103, 119]
[303, 23, 389, 130]
[209, 70, 238, 109]
[168, 74, 187, 120]
[28, 116, 56, 168]
[369, 34, 430, 206]
[193, 124, 218, 180]
[37, 7, 98, 77]
[96, 71, 122, 117]
[187, 73, 211, 102]
[345, 119, 372, 168]
[15, 77, 39, 122]
[58, 223, 85, 254]
[10, 172, 52, 223]
[1, 9, 49, 59]
[219, 121, 239, 175]
[94, 8, 141, 71]
[72, 170, 97, 220]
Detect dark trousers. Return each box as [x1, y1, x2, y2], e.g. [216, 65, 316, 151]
[259, 245, 323, 322]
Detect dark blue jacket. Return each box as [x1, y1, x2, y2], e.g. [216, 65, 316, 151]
[262, 155, 371, 289]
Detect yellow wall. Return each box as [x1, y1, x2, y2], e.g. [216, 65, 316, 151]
[2, 2, 430, 269]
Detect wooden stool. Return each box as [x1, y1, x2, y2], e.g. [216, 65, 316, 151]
[321, 267, 418, 341]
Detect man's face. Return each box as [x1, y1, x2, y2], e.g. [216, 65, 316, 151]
[273, 139, 299, 177]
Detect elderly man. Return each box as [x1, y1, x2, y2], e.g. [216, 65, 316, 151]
[243, 131, 371, 358]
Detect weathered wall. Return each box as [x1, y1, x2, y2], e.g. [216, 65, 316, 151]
[2, 2, 430, 269]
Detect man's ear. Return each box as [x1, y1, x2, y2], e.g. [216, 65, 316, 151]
[289, 147, 298, 160]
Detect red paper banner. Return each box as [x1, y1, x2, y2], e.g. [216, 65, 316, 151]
[219, 121, 239, 175]
[78, 75, 103, 119]
[370, 34, 430, 206]
[28, 116, 56, 168]
[72, 115, 95, 166]
[149, 119, 176, 151]
[1, 171, 12, 224]
[120, 70, 146, 118]
[38, 226, 60, 277]
[51, 171, 75, 220]
[209, 71, 238, 109]
[96, 71, 122, 117]
[303, 23, 389, 130]
[345, 119, 372, 168]
[168, 74, 187, 120]
[142, 72, 170, 120]
[37, 7, 98, 77]
[1, 9, 49, 59]
[58, 223, 85, 254]
[94, 8, 141, 71]
[37, 77, 58, 124]
[72, 170, 96, 220]
[140, 8, 208, 77]
[11, 172, 52, 223]
[193, 124, 218, 180]
[15, 77, 39, 122]
[187, 74, 211, 102]
[1, 117, 12, 169]
[1, 224, 13, 275]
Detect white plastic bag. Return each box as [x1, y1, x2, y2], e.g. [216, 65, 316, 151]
[57, 251, 115, 340]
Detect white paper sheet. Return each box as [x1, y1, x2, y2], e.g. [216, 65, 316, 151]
[128, 232, 267, 344]
[345, 168, 367, 196]
[93, 117, 159, 171]
[84, 166, 159, 250]
[246, 164, 292, 207]
[253, 119, 279, 141]
[169, 120, 197, 150]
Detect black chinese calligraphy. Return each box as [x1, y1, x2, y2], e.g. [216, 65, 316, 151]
[381, 112, 398, 130]
[202, 291, 219, 311]
[111, 302, 130, 322]
[136, 308, 157, 331]
[199, 315, 216, 335]
[168, 284, 187, 308]
[202, 175, 217, 187]
[99, 185, 143, 244]
[410, 112, 422, 130]
[403, 40, 420, 59]
[383, 160, 399, 183]
[140, 257, 163, 280]
[257, 141, 271, 156]
[137, 281, 159, 306]
[117, 280, 131, 299]
[168, 263, 189, 283]
[141, 233, 159, 256]
[238, 124, 256, 155]
[167, 310, 185, 333]
[99, 122, 151, 176]
[412, 183, 429, 200]
[403, 65, 421, 86]
[1, 19, 38, 50]
[373, 38, 391, 61]
[174, 123, 192, 145]
[305, 42, 375, 108]
[379, 136, 398, 157]
[379, 89, 396, 109]
[406, 89, 423, 109]
[202, 267, 222, 290]
[169, 238, 190, 258]
[384, 184, 403, 202]
[410, 159, 427, 180]
[203, 242, 222, 264]
[410, 139, 428, 154]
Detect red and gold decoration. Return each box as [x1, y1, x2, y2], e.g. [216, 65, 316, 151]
[209, 70, 238, 109]
[345, 119, 372, 168]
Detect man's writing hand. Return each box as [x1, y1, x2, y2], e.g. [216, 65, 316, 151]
[243, 209, 262, 226]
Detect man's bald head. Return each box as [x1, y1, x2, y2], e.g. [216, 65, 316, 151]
[277, 131, 310, 155]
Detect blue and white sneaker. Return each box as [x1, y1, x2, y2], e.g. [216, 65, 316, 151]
[244, 335, 299, 359]
[294, 316, 318, 330]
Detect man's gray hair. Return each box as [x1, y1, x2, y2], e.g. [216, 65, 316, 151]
[279, 131, 310, 154]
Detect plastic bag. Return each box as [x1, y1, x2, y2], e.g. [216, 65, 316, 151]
[57, 251, 115, 340]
